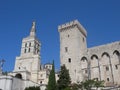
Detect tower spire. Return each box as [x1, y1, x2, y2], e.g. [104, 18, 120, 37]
[30, 21, 36, 37]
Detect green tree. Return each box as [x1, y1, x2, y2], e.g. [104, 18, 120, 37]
[57, 65, 71, 90]
[46, 60, 57, 90]
[79, 79, 104, 90]
[94, 80, 104, 90]
[24, 86, 40, 90]
[70, 83, 79, 90]
[63, 87, 71, 90]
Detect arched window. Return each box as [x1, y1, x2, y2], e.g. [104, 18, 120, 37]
[91, 55, 98, 60]
[91, 55, 100, 80]
[113, 50, 120, 64]
[81, 57, 87, 62]
[101, 52, 110, 65]
[101, 52, 110, 57]
[81, 57, 88, 69]
[91, 54, 99, 67]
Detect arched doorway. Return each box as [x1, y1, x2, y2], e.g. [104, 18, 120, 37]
[15, 73, 22, 79]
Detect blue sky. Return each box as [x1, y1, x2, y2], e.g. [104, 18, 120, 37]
[0, 0, 120, 71]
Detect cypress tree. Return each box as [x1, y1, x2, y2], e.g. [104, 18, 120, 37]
[57, 65, 71, 90]
[47, 60, 57, 90]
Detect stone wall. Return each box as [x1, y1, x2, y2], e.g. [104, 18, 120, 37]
[80, 41, 120, 86]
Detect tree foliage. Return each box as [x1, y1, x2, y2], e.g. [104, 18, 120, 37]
[46, 60, 57, 90]
[70, 83, 79, 90]
[24, 86, 40, 90]
[79, 79, 104, 90]
[57, 65, 71, 90]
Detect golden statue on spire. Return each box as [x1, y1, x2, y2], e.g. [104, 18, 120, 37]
[30, 21, 36, 36]
[32, 21, 35, 29]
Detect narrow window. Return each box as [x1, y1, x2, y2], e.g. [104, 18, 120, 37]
[40, 81, 42, 84]
[106, 66, 109, 71]
[29, 42, 31, 47]
[107, 78, 109, 81]
[37, 49, 39, 54]
[68, 34, 70, 37]
[115, 65, 118, 69]
[24, 49, 27, 53]
[83, 37, 85, 42]
[25, 43, 27, 47]
[85, 70, 87, 74]
[65, 47, 68, 52]
[68, 58, 71, 63]
[28, 48, 30, 52]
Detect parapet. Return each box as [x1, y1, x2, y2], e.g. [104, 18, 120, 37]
[58, 20, 87, 37]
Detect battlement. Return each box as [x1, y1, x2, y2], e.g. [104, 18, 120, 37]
[58, 20, 87, 37]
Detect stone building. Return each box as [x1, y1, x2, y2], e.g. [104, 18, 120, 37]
[12, 22, 54, 85]
[58, 20, 120, 86]
[0, 22, 54, 90]
[0, 19, 120, 90]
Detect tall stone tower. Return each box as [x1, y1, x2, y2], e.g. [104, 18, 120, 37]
[14, 22, 41, 82]
[58, 20, 87, 83]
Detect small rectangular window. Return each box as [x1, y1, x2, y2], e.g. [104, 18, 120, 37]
[115, 65, 118, 69]
[65, 47, 68, 52]
[68, 58, 71, 63]
[85, 70, 87, 74]
[40, 81, 42, 84]
[106, 66, 109, 71]
[68, 35, 70, 37]
[107, 78, 109, 82]
[83, 37, 85, 42]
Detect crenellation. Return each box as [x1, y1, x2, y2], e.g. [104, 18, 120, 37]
[58, 20, 87, 37]
[58, 20, 77, 30]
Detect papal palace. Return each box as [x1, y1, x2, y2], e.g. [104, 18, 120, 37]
[0, 20, 120, 90]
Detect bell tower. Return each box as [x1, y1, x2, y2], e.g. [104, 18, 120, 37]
[14, 22, 41, 82]
[20, 22, 40, 56]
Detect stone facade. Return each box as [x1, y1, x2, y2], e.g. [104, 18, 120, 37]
[58, 20, 120, 86]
